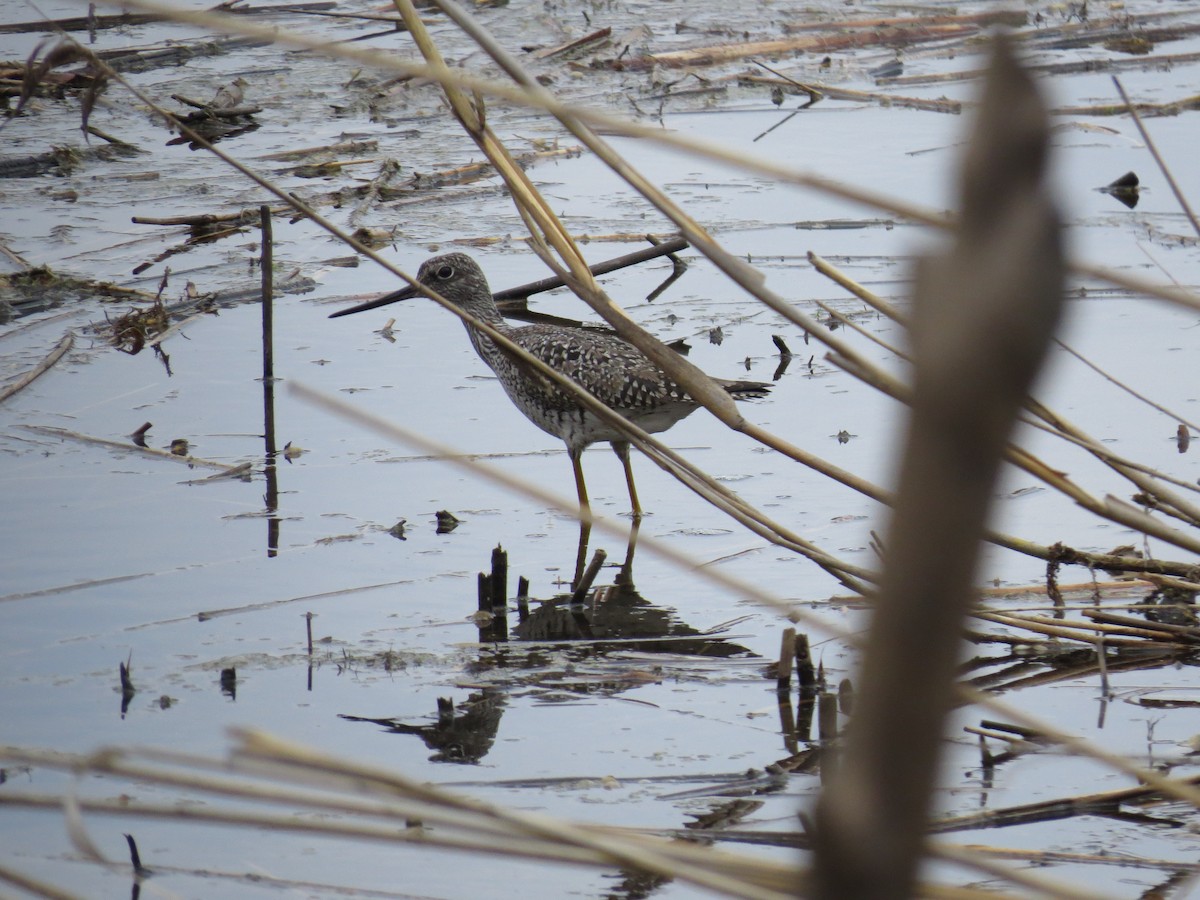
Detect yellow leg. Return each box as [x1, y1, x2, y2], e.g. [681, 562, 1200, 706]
[569, 448, 592, 589]
[611, 441, 643, 520]
[569, 448, 590, 515]
[573, 518, 591, 591]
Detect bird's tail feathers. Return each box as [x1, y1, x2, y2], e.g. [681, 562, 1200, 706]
[718, 379, 772, 400]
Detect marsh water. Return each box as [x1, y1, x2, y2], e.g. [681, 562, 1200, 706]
[4, 0, 1200, 896]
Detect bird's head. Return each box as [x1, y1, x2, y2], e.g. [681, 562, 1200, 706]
[329, 252, 490, 318]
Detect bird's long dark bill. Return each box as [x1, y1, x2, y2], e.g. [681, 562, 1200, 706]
[328, 283, 422, 318]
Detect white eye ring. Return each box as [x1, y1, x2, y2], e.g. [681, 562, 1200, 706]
[436, 265, 454, 279]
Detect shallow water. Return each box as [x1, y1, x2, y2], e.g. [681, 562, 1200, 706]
[4, 0, 1200, 897]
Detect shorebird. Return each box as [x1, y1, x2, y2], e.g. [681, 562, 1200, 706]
[331, 252, 769, 518]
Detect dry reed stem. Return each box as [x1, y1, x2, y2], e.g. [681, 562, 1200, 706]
[1024, 398, 1200, 526]
[973, 610, 1191, 647]
[954, 842, 1200, 873]
[0, 332, 73, 403]
[823, 344, 1200, 560]
[962, 685, 1200, 812]
[929, 843, 1105, 900]
[885, 47, 1200, 88]
[933, 773, 1200, 834]
[235, 729, 786, 899]
[811, 298, 904, 358]
[645, 24, 980, 70]
[0, 740, 795, 900]
[743, 73, 964, 115]
[0, 862, 80, 900]
[1016, 410, 1200, 500]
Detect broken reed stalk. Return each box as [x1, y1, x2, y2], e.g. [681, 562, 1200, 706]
[14, 791, 1058, 900]
[944, 841, 1200, 876]
[934, 771, 1200, 835]
[0, 737, 1031, 900]
[489, 545, 507, 609]
[569, 549, 607, 603]
[972, 610, 1191, 648]
[353, 235, 687, 314]
[966, 683, 1200, 812]
[744, 72, 963, 115]
[928, 844, 1100, 900]
[491, 235, 688, 302]
[776, 627, 795, 694]
[794, 633, 817, 698]
[645, 23, 979, 70]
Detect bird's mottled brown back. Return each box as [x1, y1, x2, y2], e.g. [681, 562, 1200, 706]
[512, 325, 691, 414]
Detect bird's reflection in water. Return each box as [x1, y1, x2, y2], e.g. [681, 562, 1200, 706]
[340, 521, 754, 764]
[514, 519, 752, 658]
[340, 692, 504, 764]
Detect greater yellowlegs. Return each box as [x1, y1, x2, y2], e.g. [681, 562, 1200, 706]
[331, 253, 768, 517]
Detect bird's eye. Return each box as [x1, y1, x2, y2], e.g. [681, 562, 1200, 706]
[435, 265, 453, 280]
